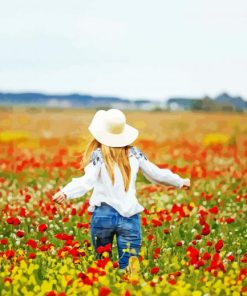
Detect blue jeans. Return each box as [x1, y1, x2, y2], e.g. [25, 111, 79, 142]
[90, 202, 142, 270]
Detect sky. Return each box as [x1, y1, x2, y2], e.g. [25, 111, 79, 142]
[0, 0, 247, 101]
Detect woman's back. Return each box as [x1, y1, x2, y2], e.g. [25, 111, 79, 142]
[61, 145, 185, 217]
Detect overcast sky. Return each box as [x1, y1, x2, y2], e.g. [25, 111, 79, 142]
[0, 0, 247, 100]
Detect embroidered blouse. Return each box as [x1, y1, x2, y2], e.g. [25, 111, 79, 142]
[60, 146, 186, 217]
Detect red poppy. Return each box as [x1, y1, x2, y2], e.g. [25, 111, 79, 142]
[151, 219, 162, 227]
[29, 253, 36, 259]
[113, 261, 119, 268]
[186, 246, 200, 265]
[241, 253, 247, 263]
[54, 233, 74, 240]
[96, 243, 112, 254]
[5, 250, 15, 259]
[6, 217, 21, 226]
[141, 217, 148, 226]
[38, 224, 48, 232]
[154, 247, 161, 253]
[4, 277, 12, 284]
[150, 266, 160, 274]
[153, 253, 159, 259]
[208, 206, 219, 214]
[26, 239, 37, 249]
[71, 208, 77, 215]
[39, 236, 47, 244]
[201, 223, 210, 236]
[25, 194, 32, 203]
[215, 239, 224, 253]
[227, 254, 234, 261]
[0, 239, 7, 245]
[225, 217, 235, 224]
[163, 228, 170, 234]
[99, 286, 111, 296]
[202, 252, 211, 260]
[16, 230, 25, 237]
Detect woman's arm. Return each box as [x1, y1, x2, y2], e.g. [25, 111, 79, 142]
[53, 148, 102, 202]
[132, 146, 188, 188]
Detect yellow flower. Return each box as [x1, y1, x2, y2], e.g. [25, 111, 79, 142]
[192, 291, 202, 296]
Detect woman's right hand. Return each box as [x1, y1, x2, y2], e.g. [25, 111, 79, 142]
[182, 178, 191, 190]
[52, 190, 67, 204]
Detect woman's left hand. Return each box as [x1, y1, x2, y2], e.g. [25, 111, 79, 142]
[52, 190, 67, 204]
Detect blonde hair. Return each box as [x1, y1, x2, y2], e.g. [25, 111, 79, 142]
[79, 138, 132, 192]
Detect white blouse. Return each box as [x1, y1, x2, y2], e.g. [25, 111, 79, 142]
[60, 146, 186, 217]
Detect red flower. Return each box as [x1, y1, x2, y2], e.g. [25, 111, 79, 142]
[46, 291, 56, 296]
[83, 239, 91, 247]
[96, 257, 111, 269]
[153, 253, 159, 259]
[225, 217, 235, 224]
[147, 234, 154, 241]
[205, 253, 226, 274]
[141, 217, 148, 226]
[227, 254, 234, 261]
[171, 203, 186, 218]
[237, 267, 247, 282]
[201, 223, 210, 236]
[206, 241, 213, 246]
[215, 239, 224, 253]
[77, 223, 90, 229]
[167, 279, 176, 285]
[99, 286, 111, 296]
[154, 247, 161, 253]
[150, 266, 160, 274]
[208, 206, 219, 214]
[38, 224, 48, 232]
[71, 208, 77, 215]
[113, 261, 119, 268]
[16, 230, 25, 237]
[0, 239, 7, 245]
[202, 252, 211, 260]
[6, 217, 21, 226]
[5, 250, 15, 259]
[176, 241, 183, 247]
[195, 260, 205, 269]
[96, 243, 112, 254]
[151, 219, 162, 227]
[25, 194, 32, 203]
[29, 253, 36, 259]
[26, 239, 37, 249]
[4, 277, 12, 283]
[55, 233, 74, 240]
[39, 236, 47, 244]
[163, 228, 170, 234]
[241, 253, 247, 263]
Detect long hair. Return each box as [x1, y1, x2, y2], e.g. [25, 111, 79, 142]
[79, 138, 132, 192]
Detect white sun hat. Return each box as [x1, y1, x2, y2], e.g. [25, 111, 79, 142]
[88, 109, 139, 147]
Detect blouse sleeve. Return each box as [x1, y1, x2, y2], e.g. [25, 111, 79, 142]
[132, 146, 185, 189]
[60, 149, 102, 199]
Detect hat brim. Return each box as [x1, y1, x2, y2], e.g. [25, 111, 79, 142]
[88, 124, 139, 147]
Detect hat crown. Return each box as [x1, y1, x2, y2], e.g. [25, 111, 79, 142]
[105, 109, 126, 134]
[88, 108, 138, 147]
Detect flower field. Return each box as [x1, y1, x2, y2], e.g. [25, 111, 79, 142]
[0, 107, 247, 296]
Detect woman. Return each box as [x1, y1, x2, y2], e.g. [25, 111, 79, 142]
[52, 109, 190, 279]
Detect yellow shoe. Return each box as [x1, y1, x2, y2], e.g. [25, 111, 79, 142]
[126, 256, 141, 285]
